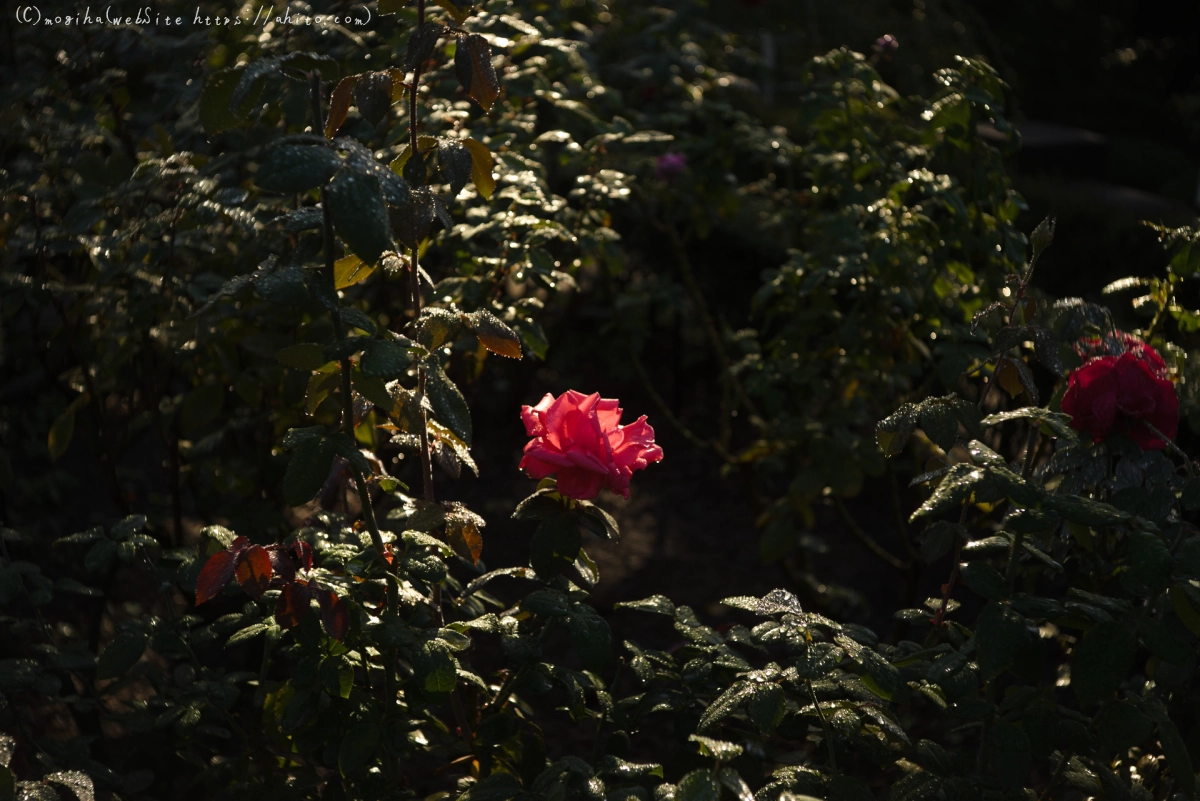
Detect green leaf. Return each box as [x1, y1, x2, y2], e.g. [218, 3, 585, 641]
[44, 771, 94, 801]
[84, 539, 117, 574]
[1030, 216, 1056, 260]
[566, 603, 612, 672]
[353, 70, 394, 126]
[320, 655, 354, 699]
[226, 623, 270, 647]
[975, 603, 1028, 678]
[327, 169, 394, 266]
[530, 513, 582, 581]
[411, 638, 457, 703]
[1043, 495, 1130, 528]
[613, 595, 675, 616]
[48, 407, 77, 462]
[437, 138, 474, 197]
[255, 144, 341, 193]
[877, 404, 917, 456]
[1121, 531, 1172, 596]
[426, 360, 472, 445]
[1096, 701, 1153, 753]
[748, 683, 786, 734]
[97, 631, 148, 679]
[988, 722, 1032, 788]
[1071, 622, 1135, 707]
[361, 339, 414, 379]
[689, 735, 742, 762]
[276, 343, 328, 371]
[959, 561, 1007, 601]
[920, 403, 959, 451]
[910, 463, 984, 520]
[283, 438, 335, 507]
[338, 722, 380, 776]
[521, 589, 570, 617]
[676, 770, 719, 801]
[200, 66, 264, 134]
[921, 521, 962, 563]
[404, 22, 447, 72]
[1138, 614, 1194, 665]
[461, 773, 523, 801]
[697, 682, 753, 732]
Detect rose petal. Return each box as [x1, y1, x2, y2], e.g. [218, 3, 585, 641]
[556, 466, 605, 500]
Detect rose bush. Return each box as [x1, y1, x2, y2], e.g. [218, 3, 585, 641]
[520, 390, 663, 500]
[1061, 334, 1179, 448]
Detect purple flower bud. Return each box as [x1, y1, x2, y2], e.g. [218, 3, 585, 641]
[874, 34, 899, 55]
[655, 153, 687, 182]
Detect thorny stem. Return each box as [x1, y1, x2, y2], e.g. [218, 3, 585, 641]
[313, 72, 401, 751]
[589, 657, 625, 764]
[1141, 419, 1197, 479]
[409, 0, 436, 508]
[485, 620, 555, 717]
[932, 502, 970, 629]
[627, 342, 736, 462]
[311, 70, 389, 560]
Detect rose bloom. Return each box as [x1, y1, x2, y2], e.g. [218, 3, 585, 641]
[1061, 337, 1177, 449]
[520, 391, 663, 500]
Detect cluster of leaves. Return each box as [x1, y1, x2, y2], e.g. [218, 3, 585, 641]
[527, 5, 1031, 601]
[5, 2, 1200, 801]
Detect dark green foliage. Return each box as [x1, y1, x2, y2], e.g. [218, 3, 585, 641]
[4, 1, 1200, 800]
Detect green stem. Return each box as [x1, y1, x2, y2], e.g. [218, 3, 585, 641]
[589, 657, 625, 764]
[833, 497, 908, 572]
[806, 678, 838, 775]
[1141, 419, 1195, 478]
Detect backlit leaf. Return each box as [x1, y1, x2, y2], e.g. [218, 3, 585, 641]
[465, 309, 522, 358]
[195, 550, 235, 604]
[235, 546, 273, 599]
[326, 74, 358, 138]
[463, 138, 496, 199]
[354, 70, 393, 126]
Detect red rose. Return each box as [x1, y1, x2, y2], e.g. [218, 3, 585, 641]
[519, 390, 663, 500]
[1074, 332, 1166, 374]
[1061, 346, 1178, 449]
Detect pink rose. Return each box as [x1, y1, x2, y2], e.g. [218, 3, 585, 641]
[1061, 340, 1178, 449]
[519, 390, 664, 500]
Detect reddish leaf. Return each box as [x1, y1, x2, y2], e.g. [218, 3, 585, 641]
[326, 74, 358, 139]
[318, 590, 350, 641]
[195, 550, 235, 605]
[229, 535, 250, 554]
[266, 547, 297, 584]
[292, 541, 314, 570]
[275, 580, 315, 629]
[235, 545, 273, 599]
